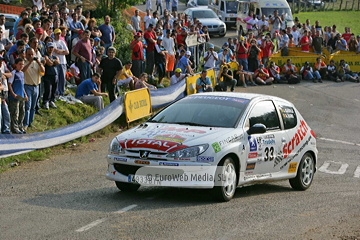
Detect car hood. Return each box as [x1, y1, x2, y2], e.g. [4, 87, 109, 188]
[197, 18, 224, 26]
[116, 123, 235, 153]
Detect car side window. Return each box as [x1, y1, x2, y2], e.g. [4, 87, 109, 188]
[278, 105, 297, 130]
[248, 101, 280, 130]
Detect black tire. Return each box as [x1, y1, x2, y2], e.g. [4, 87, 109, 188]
[115, 181, 140, 192]
[219, 32, 226, 37]
[212, 157, 238, 202]
[289, 153, 315, 190]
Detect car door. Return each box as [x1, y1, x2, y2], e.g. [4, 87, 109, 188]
[244, 100, 290, 176]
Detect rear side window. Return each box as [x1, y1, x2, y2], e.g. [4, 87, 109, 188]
[279, 105, 297, 129]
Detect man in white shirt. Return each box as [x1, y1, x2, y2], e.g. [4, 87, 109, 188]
[163, 29, 175, 78]
[170, 68, 188, 85]
[270, 10, 282, 34]
[53, 28, 69, 96]
[257, 14, 269, 33]
[144, 9, 152, 30]
[0, 15, 6, 33]
[291, 25, 300, 46]
[203, 44, 218, 70]
[131, 10, 141, 32]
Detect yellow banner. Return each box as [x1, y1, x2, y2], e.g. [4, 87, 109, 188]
[124, 88, 152, 123]
[229, 61, 239, 72]
[207, 68, 217, 87]
[186, 74, 200, 95]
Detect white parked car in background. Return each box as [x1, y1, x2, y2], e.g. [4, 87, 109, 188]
[106, 93, 318, 201]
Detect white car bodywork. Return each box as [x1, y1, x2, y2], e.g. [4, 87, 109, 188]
[106, 93, 317, 200]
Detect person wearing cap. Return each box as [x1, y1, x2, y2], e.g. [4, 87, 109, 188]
[176, 50, 194, 75]
[130, 32, 145, 78]
[144, 24, 157, 75]
[70, 12, 85, 40]
[254, 64, 273, 85]
[117, 61, 137, 89]
[218, 65, 237, 92]
[52, 28, 69, 96]
[170, 68, 188, 86]
[98, 46, 123, 102]
[236, 36, 249, 71]
[163, 29, 175, 78]
[196, 70, 213, 93]
[154, 36, 168, 86]
[72, 30, 93, 82]
[43, 42, 59, 110]
[75, 73, 108, 110]
[22, 47, 45, 130]
[204, 44, 218, 70]
[0, 43, 13, 134]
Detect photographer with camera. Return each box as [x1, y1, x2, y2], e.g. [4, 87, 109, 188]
[22, 47, 45, 130]
[300, 61, 321, 83]
[196, 70, 213, 93]
[203, 44, 218, 70]
[218, 65, 237, 92]
[338, 59, 359, 82]
[236, 36, 249, 71]
[281, 59, 300, 84]
[254, 64, 273, 85]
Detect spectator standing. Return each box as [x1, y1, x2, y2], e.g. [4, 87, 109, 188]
[312, 30, 323, 54]
[144, 10, 152, 30]
[0, 28, 13, 51]
[270, 10, 282, 35]
[165, 0, 171, 11]
[131, 10, 141, 33]
[9, 40, 26, 69]
[144, 24, 157, 75]
[52, 29, 69, 96]
[8, 58, 27, 134]
[22, 48, 44, 130]
[0, 44, 12, 134]
[203, 44, 218, 70]
[75, 73, 108, 110]
[261, 34, 274, 67]
[348, 35, 357, 52]
[130, 32, 145, 78]
[291, 25, 300, 46]
[69, 13, 85, 40]
[163, 29, 175, 78]
[236, 36, 249, 71]
[335, 34, 348, 51]
[177, 51, 194, 74]
[98, 15, 115, 53]
[278, 29, 289, 56]
[154, 37, 167, 86]
[247, 39, 261, 72]
[300, 30, 310, 52]
[172, 0, 178, 12]
[43, 42, 59, 110]
[72, 30, 93, 82]
[156, 0, 163, 15]
[146, 0, 153, 11]
[98, 47, 123, 102]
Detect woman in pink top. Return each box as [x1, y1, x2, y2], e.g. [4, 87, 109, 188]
[134, 73, 157, 90]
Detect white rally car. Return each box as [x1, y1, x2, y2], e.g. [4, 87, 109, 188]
[106, 93, 317, 201]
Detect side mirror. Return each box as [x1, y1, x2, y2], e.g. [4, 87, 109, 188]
[218, 15, 222, 20]
[247, 123, 266, 135]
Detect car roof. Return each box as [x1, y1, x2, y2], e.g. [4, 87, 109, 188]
[186, 8, 212, 11]
[0, 13, 19, 19]
[194, 92, 293, 105]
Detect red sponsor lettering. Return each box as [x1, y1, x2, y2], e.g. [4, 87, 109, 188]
[119, 139, 188, 152]
[248, 152, 258, 158]
[283, 120, 309, 158]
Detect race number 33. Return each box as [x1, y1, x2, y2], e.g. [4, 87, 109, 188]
[264, 147, 274, 161]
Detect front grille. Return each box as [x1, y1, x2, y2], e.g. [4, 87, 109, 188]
[114, 163, 141, 175]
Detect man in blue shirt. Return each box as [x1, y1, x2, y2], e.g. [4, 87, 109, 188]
[75, 73, 108, 110]
[98, 15, 115, 54]
[177, 50, 194, 75]
[196, 70, 213, 93]
[69, 13, 85, 40]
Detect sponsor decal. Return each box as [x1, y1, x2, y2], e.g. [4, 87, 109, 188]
[187, 95, 248, 104]
[174, 158, 191, 161]
[248, 152, 258, 158]
[283, 120, 309, 159]
[212, 142, 221, 153]
[114, 157, 128, 162]
[120, 139, 188, 153]
[264, 134, 275, 139]
[134, 160, 150, 165]
[261, 139, 276, 145]
[248, 136, 258, 152]
[246, 163, 256, 170]
[197, 156, 215, 162]
[218, 134, 243, 147]
[244, 173, 272, 180]
[273, 154, 284, 167]
[112, 171, 116, 175]
[159, 162, 179, 166]
[154, 134, 186, 143]
[280, 135, 312, 170]
[159, 126, 206, 134]
[288, 163, 298, 173]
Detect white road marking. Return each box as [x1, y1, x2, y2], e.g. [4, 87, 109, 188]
[318, 161, 349, 175]
[75, 218, 107, 232]
[114, 204, 138, 214]
[75, 205, 138, 232]
[317, 137, 360, 146]
[354, 166, 360, 178]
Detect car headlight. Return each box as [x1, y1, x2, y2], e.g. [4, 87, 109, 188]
[166, 144, 209, 158]
[109, 138, 124, 155]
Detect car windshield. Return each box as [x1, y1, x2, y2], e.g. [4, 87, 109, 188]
[193, 10, 218, 19]
[261, 8, 293, 21]
[198, 0, 208, 5]
[226, 2, 239, 13]
[149, 95, 249, 128]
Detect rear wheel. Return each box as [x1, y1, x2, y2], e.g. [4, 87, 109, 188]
[289, 153, 315, 190]
[115, 181, 140, 192]
[212, 157, 238, 202]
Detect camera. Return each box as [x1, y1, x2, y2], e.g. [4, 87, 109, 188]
[33, 57, 38, 61]
[202, 84, 207, 91]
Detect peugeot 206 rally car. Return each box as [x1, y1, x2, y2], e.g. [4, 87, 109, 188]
[106, 93, 318, 201]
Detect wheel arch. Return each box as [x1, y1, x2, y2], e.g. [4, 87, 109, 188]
[218, 152, 241, 184]
[304, 150, 317, 172]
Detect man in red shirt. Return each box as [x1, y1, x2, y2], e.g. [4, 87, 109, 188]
[236, 36, 249, 71]
[300, 29, 310, 52]
[254, 64, 273, 85]
[144, 24, 157, 75]
[261, 34, 274, 67]
[72, 30, 93, 82]
[342, 27, 352, 42]
[130, 32, 144, 78]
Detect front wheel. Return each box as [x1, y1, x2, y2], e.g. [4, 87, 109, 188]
[115, 181, 140, 192]
[212, 157, 238, 202]
[289, 153, 315, 190]
[219, 32, 226, 37]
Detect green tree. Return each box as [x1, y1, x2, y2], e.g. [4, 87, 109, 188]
[96, 0, 143, 17]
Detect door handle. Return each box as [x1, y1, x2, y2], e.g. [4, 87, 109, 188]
[281, 138, 287, 143]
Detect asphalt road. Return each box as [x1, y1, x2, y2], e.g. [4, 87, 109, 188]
[1, 80, 360, 240]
